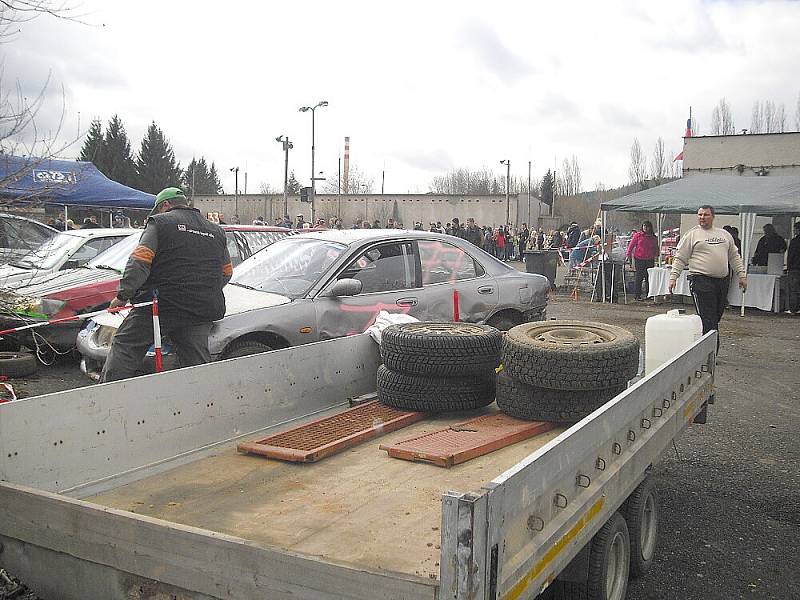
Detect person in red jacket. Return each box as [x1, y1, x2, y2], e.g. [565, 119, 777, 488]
[626, 220, 659, 300]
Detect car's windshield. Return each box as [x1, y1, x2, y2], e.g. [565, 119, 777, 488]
[231, 237, 347, 298]
[88, 232, 141, 271]
[11, 233, 83, 270]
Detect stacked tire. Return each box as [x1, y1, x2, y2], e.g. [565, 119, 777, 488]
[497, 320, 639, 424]
[377, 322, 501, 412]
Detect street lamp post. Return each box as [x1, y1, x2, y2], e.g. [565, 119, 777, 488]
[275, 135, 293, 219]
[229, 166, 239, 222]
[299, 100, 328, 223]
[500, 160, 510, 225]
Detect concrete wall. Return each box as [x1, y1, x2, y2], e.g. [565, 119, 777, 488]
[191, 193, 548, 229]
[683, 132, 800, 176]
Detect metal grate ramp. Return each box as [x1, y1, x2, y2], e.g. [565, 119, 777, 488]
[380, 413, 555, 468]
[238, 400, 425, 463]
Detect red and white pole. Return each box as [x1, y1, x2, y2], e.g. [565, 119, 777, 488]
[152, 293, 163, 373]
[453, 288, 460, 322]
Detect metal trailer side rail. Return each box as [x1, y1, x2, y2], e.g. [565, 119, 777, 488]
[439, 332, 716, 600]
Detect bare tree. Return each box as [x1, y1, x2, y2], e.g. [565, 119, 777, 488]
[795, 92, 800, 131]
[753, 100, 788, 133]
[322, 163, 374, 194]
[628, 138, 647, 189]
[751, 101, 764, 133]
[650, 137, 667, 183]
[669, 149, 682, 178]
[555, 155, 582, 198]
[710, 98, 735, 135]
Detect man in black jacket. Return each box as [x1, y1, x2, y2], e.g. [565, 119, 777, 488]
[786, 221, 800, 314]
[100, 187, 232, 382]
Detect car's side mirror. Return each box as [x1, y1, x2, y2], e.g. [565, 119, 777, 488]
[323, 278, 362, 297]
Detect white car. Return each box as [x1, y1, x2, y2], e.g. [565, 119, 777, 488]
[0, 213, 58, 265]
[0, 228, 137, 290]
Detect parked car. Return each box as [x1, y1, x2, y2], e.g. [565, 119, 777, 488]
[0, 228, 136, 289]
[0, 213, 58, 265]
[77, 229, 549, 378]
[0, 226, 294, 355]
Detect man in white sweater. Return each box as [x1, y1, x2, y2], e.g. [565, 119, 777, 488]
[669, 205, 747, 345]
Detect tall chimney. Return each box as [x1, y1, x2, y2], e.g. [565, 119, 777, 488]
[343, 136, 350, 194]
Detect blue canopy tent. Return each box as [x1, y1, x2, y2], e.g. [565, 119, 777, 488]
[0, 155, 155, 224]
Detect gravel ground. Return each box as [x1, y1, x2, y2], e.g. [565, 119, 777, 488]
[1, 292, 799, 599]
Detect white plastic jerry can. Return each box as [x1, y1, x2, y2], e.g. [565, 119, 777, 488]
[644, 309, 703, 375]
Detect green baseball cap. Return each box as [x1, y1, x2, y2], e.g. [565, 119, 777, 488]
[151, 187, 186, 216]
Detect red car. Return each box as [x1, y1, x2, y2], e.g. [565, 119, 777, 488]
[0, 225, 293, 356]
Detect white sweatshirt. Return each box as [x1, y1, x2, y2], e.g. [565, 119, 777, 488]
[670, 226, 745, 280]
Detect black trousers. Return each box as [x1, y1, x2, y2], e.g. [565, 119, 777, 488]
[688, 274, 728, 350]
[633, 258, 655, 299]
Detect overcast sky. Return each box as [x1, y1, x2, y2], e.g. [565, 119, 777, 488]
[5, 0, 800, 194]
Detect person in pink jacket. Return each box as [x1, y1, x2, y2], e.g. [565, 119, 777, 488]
[626, 220, 659, 300]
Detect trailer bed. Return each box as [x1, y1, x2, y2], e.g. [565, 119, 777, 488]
[89, 408, 562, 579]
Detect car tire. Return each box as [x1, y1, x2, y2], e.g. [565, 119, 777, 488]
[622, 477, 659, 578]
[0, 351, 39, 378]
[377, 364, 495, 412]
[221, 340, 274, 360]
[381, 322, 502, 377]
[495, 372, 625, 423]
[503, 321, 639, 391]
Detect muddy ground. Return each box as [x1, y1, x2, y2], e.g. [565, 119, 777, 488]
[1, 293, 799, 599]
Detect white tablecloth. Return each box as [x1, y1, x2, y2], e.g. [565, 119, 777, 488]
[647, 268, 781, 312]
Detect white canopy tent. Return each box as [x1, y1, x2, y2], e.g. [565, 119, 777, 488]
[598, 174, 800, 311]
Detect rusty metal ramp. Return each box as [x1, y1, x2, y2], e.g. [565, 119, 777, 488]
[238, 400, 425, 463]
[380, 413, 555, 468]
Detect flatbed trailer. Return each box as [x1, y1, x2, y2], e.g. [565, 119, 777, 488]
[0, 330, 716, 599]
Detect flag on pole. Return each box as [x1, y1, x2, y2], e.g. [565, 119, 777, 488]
[674, 107, 692, 161]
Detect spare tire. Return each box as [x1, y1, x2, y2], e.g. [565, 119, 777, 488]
[503, 321, 639, 390]
[381, 322, 502, 377]
[0, 351, 39, 378]
[377, 365, 496, 412]
[496, 372, 626, 423]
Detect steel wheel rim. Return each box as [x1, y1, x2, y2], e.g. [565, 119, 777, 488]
[607, 531, 629, 600]
[525, 324, 618, 346]
[640, 493, 658, 560]
[406, 323, 485, 336]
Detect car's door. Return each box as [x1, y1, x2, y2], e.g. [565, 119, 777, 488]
[313, 240, 419, 340]
[412, 238, 497, 323]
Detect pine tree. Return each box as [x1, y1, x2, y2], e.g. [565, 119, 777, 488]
[540, 170, 554, 206]
[287, 170, 301, 194]
[79, 119, 105, 171]
[208, 162, 222, 194]
[102, 115, 137, 187]
[135, 121, 182, 194]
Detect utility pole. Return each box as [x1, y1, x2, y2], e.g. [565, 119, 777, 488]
[276, 135, 293, 219]
[500, 160, 510, 225]
[229, 166, 239, 222]
[299, 101, 328, 224]
[527, 160, 531, 225]
[338, 156, 342, 221]
[381, 170, 385, 194]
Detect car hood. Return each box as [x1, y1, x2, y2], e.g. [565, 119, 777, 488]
[0, 264, 32, 286]
[222, 284, 291, 314]
[2, 268, 120, 297]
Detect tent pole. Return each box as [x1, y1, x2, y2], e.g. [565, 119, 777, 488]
[656, 213, 664, 267]
[601, 210, 607, 303]
[64, 205, 68, 231]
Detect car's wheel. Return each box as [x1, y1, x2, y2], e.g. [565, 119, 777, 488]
[495, 372, 625, 423]
[377, 364, 495, 412]
[381, 322, 502, 377]
[486, 312, 521, 332]
[503, 321, 639, 391]
[0, 351, 39, 378]
[622, 477, 659, 578]
[221, 340, 274, 360]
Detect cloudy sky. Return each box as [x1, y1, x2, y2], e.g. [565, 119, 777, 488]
[5, 0, 800, 194]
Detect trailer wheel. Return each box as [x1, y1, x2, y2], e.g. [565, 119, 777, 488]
[587, 512, 630, 600]
[622, 477, 659, 578]
[381, 322, 502, 377]
[377, 364, 495, 412]
[495, 372, 625, 423]
[0, 351, 38, 378]
[221, 340, 274, 360]
[503, 321, 639, 390]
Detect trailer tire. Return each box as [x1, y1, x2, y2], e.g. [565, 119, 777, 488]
[495, 372, 625, 423]
[377, 364, 495, 412]
[0, 351, 38, 378]
[622, 477, 659, 578]
[503, 321, 639, 390]
[587, 512, 630, 600]
[380, 322, 502, 377]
